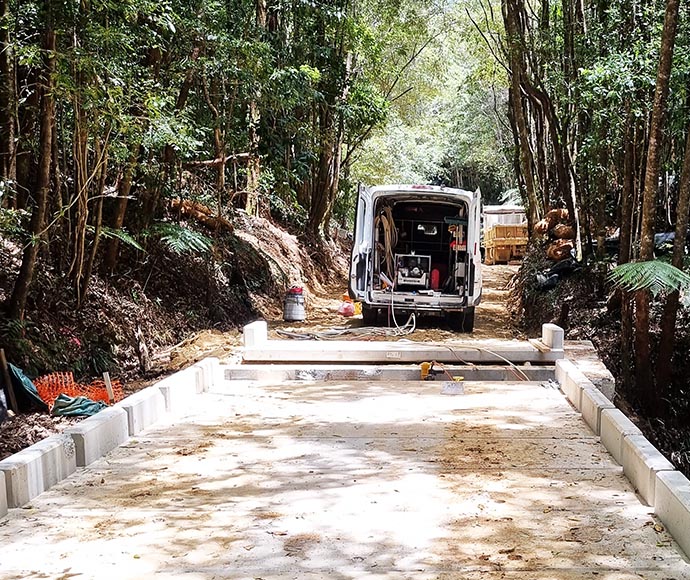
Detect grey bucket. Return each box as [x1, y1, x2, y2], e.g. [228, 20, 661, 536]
[283, 292, 306, 321]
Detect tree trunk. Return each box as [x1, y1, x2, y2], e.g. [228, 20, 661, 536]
[104, 148, 138, 274]
[68, 97, 90, 290]
[245, 100, 261, 216]
[8, 26, 56, 320]
[0, 0, 16, 205]
[595, 143, 609, 260]
[245, 0, 266, 216]
[634, 0, 679, 414]
[78, 140, 108, 306]
[656, 125, 690, 407]
[503, 0, 541, 226]
[618, 113, 637, 393]
[14, 72, 40, 210]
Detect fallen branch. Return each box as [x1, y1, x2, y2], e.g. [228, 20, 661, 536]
[183, 152, 250, 168]
[170, 198, 234, 233]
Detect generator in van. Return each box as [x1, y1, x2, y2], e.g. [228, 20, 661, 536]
[348, 184, 482, 332]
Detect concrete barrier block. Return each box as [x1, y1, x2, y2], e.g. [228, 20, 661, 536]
[0, 471, 7, 518]
[243, 321, 268, 347]
[622, 434, 675, 506]
[116, 386, 166, 436]
[655, 471, 690, 558]
[580, 386, 615, 435]
[600, 409, 642, 465]
[542, 324, 564, 351]
[65, 407, 129, 467]
[157, 368, 201, 414]
[0, 434, 77, 507]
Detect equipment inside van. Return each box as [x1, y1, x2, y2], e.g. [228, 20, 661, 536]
[348, 184, 482, 332]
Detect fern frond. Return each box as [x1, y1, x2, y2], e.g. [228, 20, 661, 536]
[608, 260, 690, 296]
[146, 222, 213, 255]
[99, 226, 145, 251]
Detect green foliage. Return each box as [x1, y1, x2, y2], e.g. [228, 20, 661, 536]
[98, 227, 145, 252]
[608, 261, 690, 297]
[0, 208, 28, 240]
[146, 223, 214, 255]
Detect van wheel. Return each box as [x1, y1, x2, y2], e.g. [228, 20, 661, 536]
[361, 305, 378, 325]
[448, 307, 475, 333]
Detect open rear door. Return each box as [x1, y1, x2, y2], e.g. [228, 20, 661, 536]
[469, 187, 482, 303]
[348, 184, 373, 301]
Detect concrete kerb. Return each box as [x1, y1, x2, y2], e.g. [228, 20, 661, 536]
[555, 359, 588, 410]
[580, 385, 615, 435]
[621, 434, 676, 507]
[64, 407, 129, 467]
[600, 408, 643, 465]
[243, 321, 268, 347]
[192, 357, 221, 393]
[156, 366, 204, 414]
[0, 471, 6, 518]
[655, 471, 690, 557]
[0, 360, 219, 515]
[555, 354, 690, 556]
[115, 386, 166, 436]
[0, 434, 77, 507]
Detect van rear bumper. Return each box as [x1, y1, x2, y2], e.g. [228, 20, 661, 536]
[366, 290, 480, 311]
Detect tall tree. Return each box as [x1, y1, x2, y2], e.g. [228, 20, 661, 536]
[633, 0, 680, 413]
[9, 4, 56, 319]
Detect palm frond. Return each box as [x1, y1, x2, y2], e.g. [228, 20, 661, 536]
[608, 260, 690, 296]
[146, 222, 213, 255]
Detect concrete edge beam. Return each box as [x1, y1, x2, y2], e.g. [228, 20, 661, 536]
[242, 346, 563, 364]
[0, 471, 6, 519]
[0, 434, 77, 508]
[621, 433, 676, 506]
[580, 386, 615, 435]
[222, 364, 555, 383]
[64, 407, 129, 467]
[243, 321, 268, 347]
[156, 367, 203, 414]
[115, 386, 166, 436]
[600, 408, 643, 465]
[655, 470, 690, 558]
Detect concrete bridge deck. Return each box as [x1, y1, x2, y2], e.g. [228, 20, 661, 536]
[0, 373, 688, 579]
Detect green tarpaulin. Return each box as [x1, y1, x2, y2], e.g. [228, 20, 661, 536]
[51, 394, 107, 417]
[8, 363, 48, 412]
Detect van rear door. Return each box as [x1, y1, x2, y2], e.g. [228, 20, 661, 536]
[469, 187, 482, 302]
[349, 184, 373, 301]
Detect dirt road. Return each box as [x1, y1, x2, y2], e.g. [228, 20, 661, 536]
[1, 373, 687, 578]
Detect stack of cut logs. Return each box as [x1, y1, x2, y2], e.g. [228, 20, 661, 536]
[534, 209, 576, 261]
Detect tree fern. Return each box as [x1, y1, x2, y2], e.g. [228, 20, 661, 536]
[608, 260, 690, 296]
[146, 222, 213, 255]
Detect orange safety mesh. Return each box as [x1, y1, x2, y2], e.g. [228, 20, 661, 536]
[34, 372, 124, 409]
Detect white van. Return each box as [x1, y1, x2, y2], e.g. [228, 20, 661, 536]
[348, 184, 482, 332]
